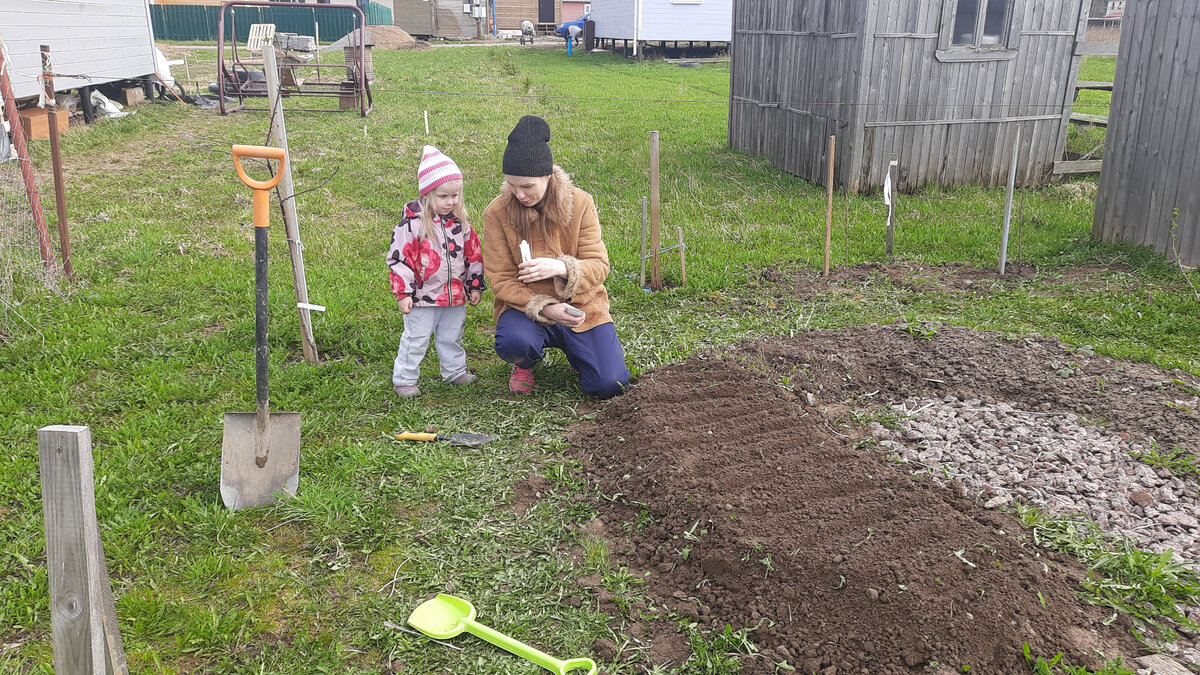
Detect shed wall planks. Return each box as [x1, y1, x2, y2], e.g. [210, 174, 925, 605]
[1094, 0, 1200, 266]
[729, 0, 1086, 192]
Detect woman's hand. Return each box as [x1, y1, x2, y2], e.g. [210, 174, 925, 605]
[517, 257, 567, 284]
[468, 290, 482, 306]
[398, 296, 413, 314]
[540, 303, 585, 328]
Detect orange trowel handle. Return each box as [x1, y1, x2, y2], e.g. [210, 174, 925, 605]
[232, 145, 287, 228]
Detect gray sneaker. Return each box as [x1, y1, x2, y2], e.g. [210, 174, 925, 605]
[394, 384, 421, 398]
[450, 372, 477, 386]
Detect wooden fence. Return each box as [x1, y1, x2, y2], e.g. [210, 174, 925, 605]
[1092, 0, 1200, 266]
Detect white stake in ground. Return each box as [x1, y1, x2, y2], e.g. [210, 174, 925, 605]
[884, 157, 897, 257]
[999, 127, 1021, 275]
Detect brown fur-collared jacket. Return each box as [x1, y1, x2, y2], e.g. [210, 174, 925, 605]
[481, 167, 613, 333]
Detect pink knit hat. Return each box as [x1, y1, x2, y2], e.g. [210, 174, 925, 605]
[417, 145, 463, 196]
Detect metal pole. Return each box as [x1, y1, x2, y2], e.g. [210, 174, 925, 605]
[0, 48, 56, 274]
[639, 196, 647, 288]
[999, 127, 1021, 275]
[41, 46, 73, 279]
[823, 135, 835, 277]
[677, 225, 686, 286]
[649, 131, 661, 290]
[264, 46, 319, 363]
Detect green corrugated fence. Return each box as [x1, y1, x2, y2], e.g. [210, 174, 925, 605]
[150, 2, 393, 42]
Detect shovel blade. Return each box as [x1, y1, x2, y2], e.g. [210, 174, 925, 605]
[220, 411, 300, 510]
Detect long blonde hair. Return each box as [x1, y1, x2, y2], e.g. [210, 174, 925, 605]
[418, 179, 469, 241]
[503, 176, 563, 255]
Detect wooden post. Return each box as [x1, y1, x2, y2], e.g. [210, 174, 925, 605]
[38, 425, 128, 675]
[41, 46, 74, 280]
[999, 127, 1021, 275]
[676, 225, 686, 286]
[823, 135, 835, 277]
[649, 131, 661, 290]
[0, 47, 57, 275]
[639, 196, 647, 288]
[264, 47, 320, 363]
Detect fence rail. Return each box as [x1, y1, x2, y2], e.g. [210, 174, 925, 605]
[150, 2, 391, 42]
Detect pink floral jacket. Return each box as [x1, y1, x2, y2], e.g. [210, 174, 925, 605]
[386, 200, 485, 307]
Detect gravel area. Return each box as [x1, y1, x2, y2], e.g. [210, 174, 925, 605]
[869, 394, 1200, 666]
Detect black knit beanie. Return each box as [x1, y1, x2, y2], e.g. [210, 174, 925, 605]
[502, 115, 554, 177]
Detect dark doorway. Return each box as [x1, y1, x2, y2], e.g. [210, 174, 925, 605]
[539, 0, 555, 23]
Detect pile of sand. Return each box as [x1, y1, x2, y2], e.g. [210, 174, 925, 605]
[327, 26, 429, 51]
[156, 43, 191, 59]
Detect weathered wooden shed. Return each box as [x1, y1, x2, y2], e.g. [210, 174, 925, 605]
[729, 0, 1090, 193]
[592, 0, 732, 45]
[1092, 0, 1200, 267]
[0, 0, 158, 100]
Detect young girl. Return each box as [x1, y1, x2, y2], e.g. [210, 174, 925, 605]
[386, 146, 485, 398]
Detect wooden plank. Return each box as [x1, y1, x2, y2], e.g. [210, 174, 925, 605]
[1140, 0, 1184, 248]
[1053, 159, 1103, 174]
[38, 425, 128, 675]
[1125, 0, 1173, 245]
[1154, 0, 1200, 260]
[1070, 111, 1108, 125]
[1074, 40, 1119, 55]
[1074, 80, 1114, 90]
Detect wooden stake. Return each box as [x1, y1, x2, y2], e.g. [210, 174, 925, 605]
[41, 46, 73, 279]
[649, 130, 661, 291]
[38, 425, 128, 675]
[823, 135, 835, 277]
[424, 110, 429, 135]
[639, 196, 647, 288]
[677, 225, 686, 286]
[264, 46, 320, 363]
[999, 127, 1021, 275]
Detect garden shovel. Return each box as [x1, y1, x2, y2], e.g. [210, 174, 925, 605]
[220, 144, 300, 511]
[407, 594, 596, 675]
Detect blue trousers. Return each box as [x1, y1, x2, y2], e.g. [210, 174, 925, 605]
[495, 309, 631, 399]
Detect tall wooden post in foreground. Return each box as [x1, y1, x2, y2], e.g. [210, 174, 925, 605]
[38, 425, 128, 675]
[264, 46, 320, 363]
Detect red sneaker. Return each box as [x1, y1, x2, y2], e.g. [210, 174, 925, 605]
[509, 365, 535, 394]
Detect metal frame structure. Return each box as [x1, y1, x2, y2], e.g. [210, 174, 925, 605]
[217, 1, 372, 116]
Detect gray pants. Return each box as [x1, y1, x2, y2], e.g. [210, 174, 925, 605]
[392, 305, 468, 387]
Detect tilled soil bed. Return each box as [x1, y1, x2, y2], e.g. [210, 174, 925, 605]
[569, 325, 1200, 673]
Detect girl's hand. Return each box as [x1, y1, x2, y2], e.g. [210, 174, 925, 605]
[540, 303, 585, 328]
[468, 291, 481, 306]
[398, 296, 413, 314]
[517, 257, 567, 284]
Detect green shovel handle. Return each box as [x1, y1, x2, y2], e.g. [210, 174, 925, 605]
[462, 618, 597, 675]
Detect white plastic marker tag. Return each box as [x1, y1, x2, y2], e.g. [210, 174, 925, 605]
[883, 163, 896, 207]
[519, 240, 532, 263]
[297, 302, 326, 312]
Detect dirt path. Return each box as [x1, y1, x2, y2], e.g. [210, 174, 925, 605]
[566, 326, 1200, 673]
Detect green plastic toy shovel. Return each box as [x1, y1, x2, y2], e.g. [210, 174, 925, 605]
[407, 594, 597, 675]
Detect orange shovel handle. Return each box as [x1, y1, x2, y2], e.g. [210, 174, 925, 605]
[232, 145, 287, 228]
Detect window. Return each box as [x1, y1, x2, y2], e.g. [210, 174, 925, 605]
[937, 0, 1020, 61]
[951, 0, 1011, 47]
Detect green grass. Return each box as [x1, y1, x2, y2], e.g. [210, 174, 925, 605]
[2, 47, 1199, 673]
[1067, 56, 1117, 158]
[1015, 505, 1200, 647]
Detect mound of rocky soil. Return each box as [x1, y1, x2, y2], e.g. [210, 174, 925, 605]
[567, 325, 1199, 673]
